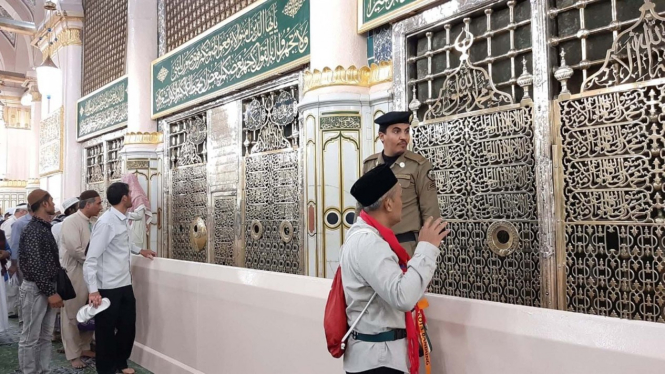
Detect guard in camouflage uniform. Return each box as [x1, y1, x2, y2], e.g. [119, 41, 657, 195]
[355, 111, 440, 256]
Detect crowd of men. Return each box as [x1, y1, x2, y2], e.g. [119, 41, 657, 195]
[0, 110, 445, 374]
[0, 182, 155, 374]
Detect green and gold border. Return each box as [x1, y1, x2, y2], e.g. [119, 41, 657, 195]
[76, 75, 128, 142]
[151, 0, 310, 119]
[358, 0, 440, 34]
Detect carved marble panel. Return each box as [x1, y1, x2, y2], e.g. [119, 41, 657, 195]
[39, 108, 63, 176]
[213, 196, 236, 266]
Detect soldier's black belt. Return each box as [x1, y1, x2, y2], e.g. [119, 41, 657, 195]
[396, 232, 416, 243]
[352, 329, 407, 342]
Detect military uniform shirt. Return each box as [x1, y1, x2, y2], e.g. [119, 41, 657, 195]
[355, 150, 441, 243]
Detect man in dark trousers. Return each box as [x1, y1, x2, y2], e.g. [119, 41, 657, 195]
[83, 182, 156, 374]
[17, 189, 63, 374]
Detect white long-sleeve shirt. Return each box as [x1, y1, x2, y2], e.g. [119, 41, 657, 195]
[83, 207, 141, 293]
[340, 217, 440, 374]
[1, 216, 17, 244]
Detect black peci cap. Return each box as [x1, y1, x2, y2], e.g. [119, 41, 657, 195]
[351, 164, 398, 207]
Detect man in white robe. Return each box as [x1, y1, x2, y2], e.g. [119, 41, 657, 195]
[60, 190, 103, 369]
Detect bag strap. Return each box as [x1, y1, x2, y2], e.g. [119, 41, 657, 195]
[341, 291, 377, 351]
[339, 228, 377, 266]
[339, 227, 380, 351]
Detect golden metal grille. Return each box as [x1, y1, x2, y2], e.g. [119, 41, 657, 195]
[241, 86, 303, 275]
[550, 0, 665, 96]
[555, 0, 665, 322]
[82, 0, 128, 96]
[168, 114, 209, 263]
[164, 0, 258, 52]
[408, 0, 540, 307]
[106, 137, 124, 181]
[557, 83, 665, 322]
[406, 0, 532, 120]
[85, 144, 104, 184]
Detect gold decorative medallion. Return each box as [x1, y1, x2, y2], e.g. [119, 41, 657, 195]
[250, 219, 264, 241]
[486, 221, 519, 257]
[279, 220, 294, 243]
[189, 217, 207, 252]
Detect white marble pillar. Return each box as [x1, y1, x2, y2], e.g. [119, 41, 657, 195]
[58, 42, 84, 204]
[121, 0, 162, 253]
[126, 0, 157, 134]
[26, 99, 42, 194]
[310, 0, 366, 71]
[301, 0, 395, 278]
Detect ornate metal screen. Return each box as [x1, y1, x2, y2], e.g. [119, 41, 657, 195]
[554, 0, 665, 322]
[82, 131, 128, 214]
[163, 0, 258, 52]
[213, 196, 236, 266]
[85, 144, 104, 185]
[82, 0, 128, 96]
[408, 0, 540, 306]
[242, 87, 303, 274]
[406, 0, 532, 120]
[106, 137, 124, 182]
[549, 0, 665, 97]
[168, 114, 209, 262]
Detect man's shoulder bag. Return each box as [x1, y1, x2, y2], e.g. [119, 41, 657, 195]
[56, 267, 76, 301]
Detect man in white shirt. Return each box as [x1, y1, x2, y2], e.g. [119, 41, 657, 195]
[1, 204, 28, 245]
[61, 191, 102, 369]
[83, 182, 155, 374]
[341, 164, 448, 374]
[52, 196, 80, 262]
[4, 203, 28, 320]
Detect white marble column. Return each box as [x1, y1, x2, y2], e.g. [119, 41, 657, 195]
[121, 0, 162, 253]
[310, 0, 366, 71]
[126, 0, 157, 134]
[26, 98, 42, 194]
[301, 0, 394, 278]
[59, 42, 84, 204]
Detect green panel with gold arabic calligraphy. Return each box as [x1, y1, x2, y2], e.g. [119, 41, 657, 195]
[76, 76, 128, 142]
[363, 0, 419, 23]
[151, 0, 310, 118]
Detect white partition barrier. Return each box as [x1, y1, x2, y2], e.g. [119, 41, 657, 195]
[130, 257, 665, 374]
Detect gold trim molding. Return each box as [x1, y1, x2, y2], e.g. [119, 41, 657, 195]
[0, 180, 27, 188]
[27, 178, 40, 185]
[41, 29, 82, 60]
[124, 132, 163, 145]
[303, 61, 393, 94]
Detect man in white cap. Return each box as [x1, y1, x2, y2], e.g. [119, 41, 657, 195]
[52, 196, 80, 261]
[1, 203, 28, 246]
[60, 190, 102, 368]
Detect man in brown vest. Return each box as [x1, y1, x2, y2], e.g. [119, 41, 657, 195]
[355, 111, 440, 256]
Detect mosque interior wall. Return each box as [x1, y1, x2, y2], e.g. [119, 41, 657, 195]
[4, 0, 665, 354]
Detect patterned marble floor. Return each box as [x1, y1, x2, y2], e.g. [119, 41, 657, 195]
[0, 318, 152, 374]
